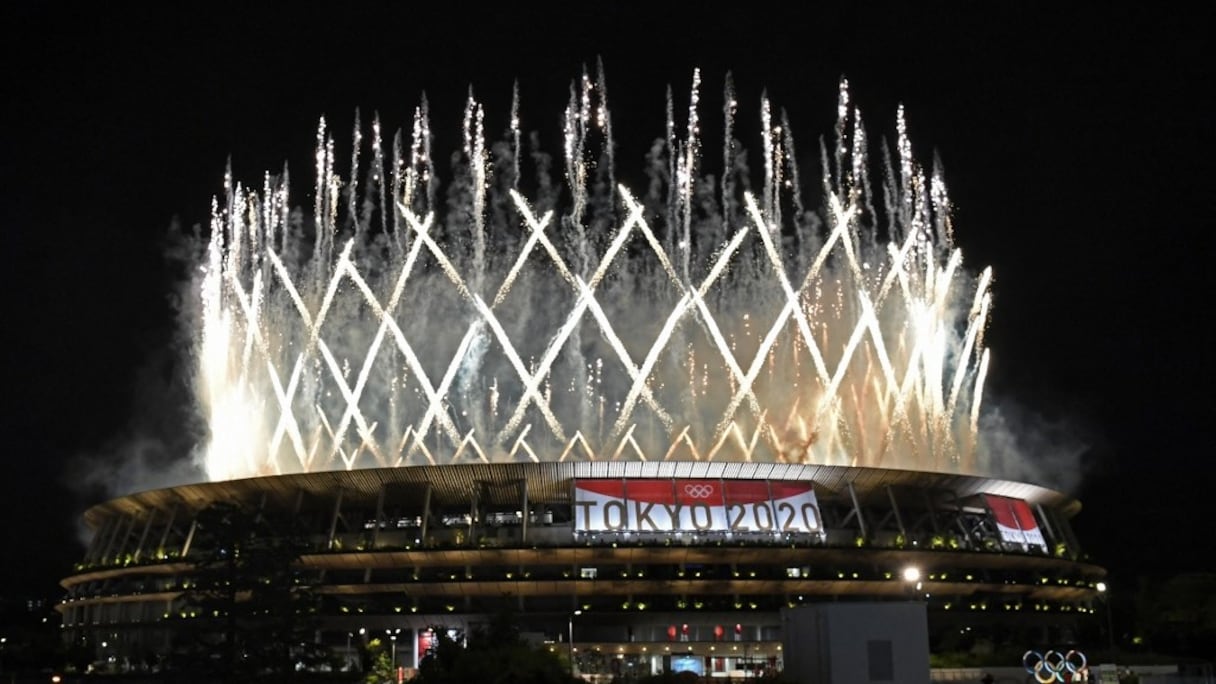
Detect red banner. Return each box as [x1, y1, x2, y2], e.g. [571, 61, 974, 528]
[983, 494, 1047, 547]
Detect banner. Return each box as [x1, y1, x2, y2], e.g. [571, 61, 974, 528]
[416, 627, 462, 667]
[984, 494, 1047, 548]
[573, 479, 821, 534]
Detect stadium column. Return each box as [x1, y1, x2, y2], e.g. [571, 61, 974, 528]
[155, 504, 179, 559]
[420, 483, 433, 542]
[82, 516, 115, 564]
[1033, 503, 1061, 552]
[519, 479, 529, 612]
[886, 486, 907, 541]
[100, 513, 131, 563]
[846, 483, 868, 542]
[371, 484, 387, 549]
[113, 514, 140, 562]
[920, 490, 942, 535]
[180, 516, 198, 558]
[132, 508, 157, 563]
[1055, 508, 1082, 556]
[467, 483, 485, 611]
[519, 478, 529, 545]
[327, 489, 345, 550]
[468, 486, 479, 545]
[365, 485, 388, 583]
[732, 559, 741, 614]
[939, 490, 964, 543]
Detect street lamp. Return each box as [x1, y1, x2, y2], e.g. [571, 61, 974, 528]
[568, 610, 583, 675]
[902, 566, 923, 597]
[1097, 581, 1115, 656]
[386, 627, 401, 672]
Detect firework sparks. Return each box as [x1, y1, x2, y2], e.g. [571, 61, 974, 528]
[195, 76, 992, 481]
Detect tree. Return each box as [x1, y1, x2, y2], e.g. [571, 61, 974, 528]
[1131, 572, 1216, 658]
[361, 638, 396, 684]
[409, 611, 578, 684]
[169, 502, 331, 682]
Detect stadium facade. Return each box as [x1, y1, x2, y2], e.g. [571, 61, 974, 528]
[60, 461, 1105, 678]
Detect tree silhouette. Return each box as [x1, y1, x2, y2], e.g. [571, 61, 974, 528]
[410, 611, 577, 684]
[169, 502, 331, 682]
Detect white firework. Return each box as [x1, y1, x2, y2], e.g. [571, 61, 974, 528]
[195, 75, 992, 481]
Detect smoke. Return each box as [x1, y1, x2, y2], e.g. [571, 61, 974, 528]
[976, 394, 1094, 494]
[72, 435, 206, 505]
[67, 395, 206, 546]
[69, 431, 204, 547]
[65, 222, 209, 515]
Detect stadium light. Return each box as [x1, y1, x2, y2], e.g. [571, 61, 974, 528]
[1096, 581, 1114, 655]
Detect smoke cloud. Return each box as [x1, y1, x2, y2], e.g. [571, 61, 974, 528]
[65, 224, 208, 522]
[976, 394, 1094, 494]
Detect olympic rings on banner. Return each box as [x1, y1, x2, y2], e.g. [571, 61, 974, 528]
[1023, 649, 1088, 683]
[683, 484, 714, 499]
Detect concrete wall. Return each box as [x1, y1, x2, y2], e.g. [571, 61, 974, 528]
[782, 603, 930, 684]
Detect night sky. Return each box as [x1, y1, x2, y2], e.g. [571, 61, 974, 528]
[3, 5, 1212, 600]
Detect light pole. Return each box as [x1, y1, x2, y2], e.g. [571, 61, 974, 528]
[390, 634, 398, 672]
[1097, 582, 1115, 656]
[348, 627, 365, 672]
[568, 610, 582, 676]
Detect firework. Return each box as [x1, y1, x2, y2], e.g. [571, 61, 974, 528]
[196, 71, 991, 481]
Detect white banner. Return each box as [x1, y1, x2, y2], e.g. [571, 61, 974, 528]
[574, 479, 821, 534]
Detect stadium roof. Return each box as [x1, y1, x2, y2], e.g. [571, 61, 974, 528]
[86, 462, 1079, 528]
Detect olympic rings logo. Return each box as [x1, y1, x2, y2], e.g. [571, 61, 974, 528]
[1023, 650, 1087, 683]
[683, 484, 715, 499]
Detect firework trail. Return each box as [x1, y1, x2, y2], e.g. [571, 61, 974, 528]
[195, 73, 992, 482]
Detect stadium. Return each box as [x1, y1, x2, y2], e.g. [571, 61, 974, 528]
[59, 76, 1105, 678]
[60, 462, 1103, 677]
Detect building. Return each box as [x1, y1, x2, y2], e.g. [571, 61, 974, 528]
[60, 461, 1104, 677]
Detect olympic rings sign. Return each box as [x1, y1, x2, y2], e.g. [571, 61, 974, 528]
[1023, 649, 1087, 683]
[683, 484, 715, 499]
